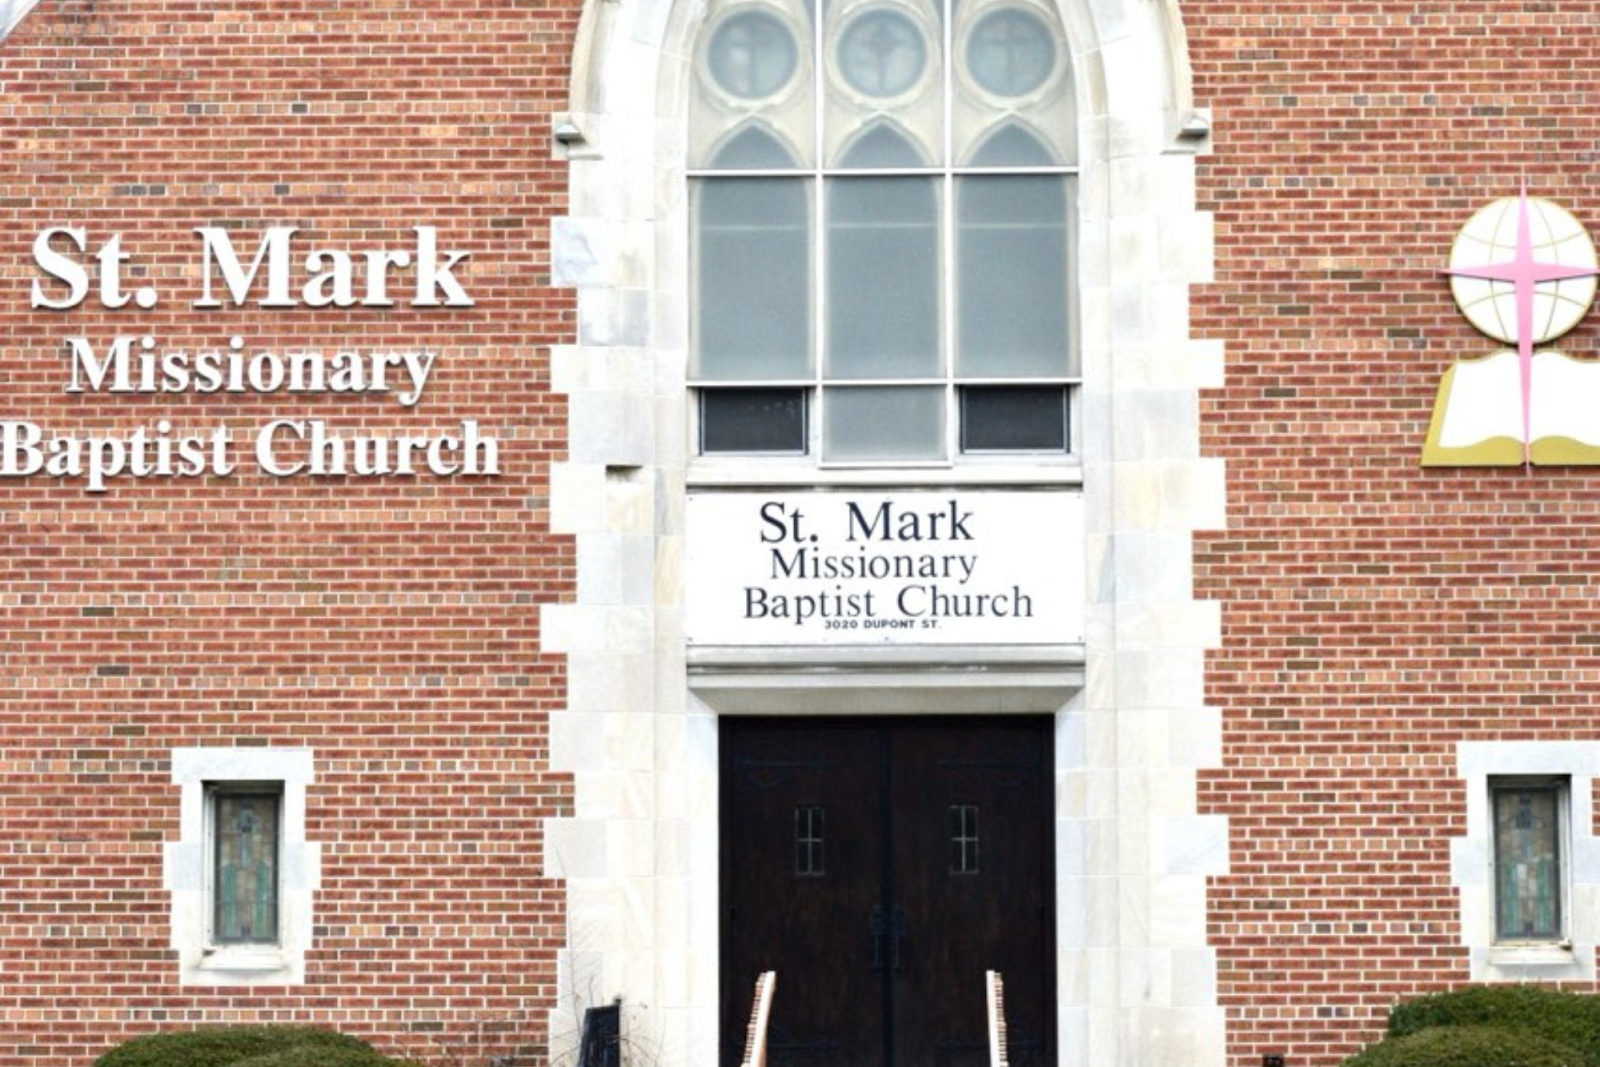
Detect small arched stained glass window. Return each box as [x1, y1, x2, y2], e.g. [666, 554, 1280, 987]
[966, 8, 1055, 97]
[709, 10, 801, 99]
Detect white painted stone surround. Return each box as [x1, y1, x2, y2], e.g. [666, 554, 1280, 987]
[0, 0, 39, 40]
[1452, 742, 1600, 982]
[164, 747, 320, 987]
[542, 1, 1228, 1066]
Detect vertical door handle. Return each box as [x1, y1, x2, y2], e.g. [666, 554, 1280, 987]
[889, 905, 907, 972]
[870, 905, 886, 971]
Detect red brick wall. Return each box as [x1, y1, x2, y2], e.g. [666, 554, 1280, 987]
[1191, 3, 1600, 1066]
[0, 2, 578, 1063]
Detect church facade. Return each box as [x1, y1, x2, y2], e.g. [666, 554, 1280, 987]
[1, 1, 1597, 1066]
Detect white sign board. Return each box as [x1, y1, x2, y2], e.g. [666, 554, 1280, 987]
[685, 490, 1084, 646]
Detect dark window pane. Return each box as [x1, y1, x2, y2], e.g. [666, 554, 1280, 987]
[795, 804, 825, 876]
[1493, 783, 1562, 941]
[213, 790, 281, 944]
[702, 388, 808, 454]
[961, 386, 1067, 452]
[950, 804, 980, 874]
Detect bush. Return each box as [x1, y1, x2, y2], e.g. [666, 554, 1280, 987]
[1343, 1025, 1583, 1067]
[1388, 986, 1600, 1067]
[94, 1025, 385, 1067]
[232, 1046, 413, 1067]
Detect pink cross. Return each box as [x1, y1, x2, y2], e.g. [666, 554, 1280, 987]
[1444, 189, 1600, 467]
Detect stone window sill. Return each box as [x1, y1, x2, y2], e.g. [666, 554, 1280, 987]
[198, 946, 292, 975]
[1489, 942, 1572, 964]
[179, 944, 302, 987]
[1481, 942, 1588, 982]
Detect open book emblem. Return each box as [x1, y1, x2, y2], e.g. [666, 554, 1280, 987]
[1424, 192, 1600, 466]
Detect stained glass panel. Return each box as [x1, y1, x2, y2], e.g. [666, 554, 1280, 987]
[214, 790, 281, 944]
[1492, 783, 1561, 942]
[709, 10, 801, 100]
[965, 9, 1055, 97]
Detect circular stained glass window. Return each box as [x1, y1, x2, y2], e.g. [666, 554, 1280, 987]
[838, 10, 927, 98]
[966, 9, 1055, 97]
[709, 10, 800, 100]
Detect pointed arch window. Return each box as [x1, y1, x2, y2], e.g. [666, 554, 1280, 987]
[690, 0, 1077, 463]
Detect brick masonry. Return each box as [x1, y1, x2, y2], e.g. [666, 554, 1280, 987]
[0, 2, 579, 1063]
[1189, 3, 1600, 1065]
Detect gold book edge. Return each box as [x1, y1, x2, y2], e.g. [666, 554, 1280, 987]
[1421, 359, 1600, 467]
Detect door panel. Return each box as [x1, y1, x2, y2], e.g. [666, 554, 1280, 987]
[721, 720, 886, 1067]
[889, 721, 1053, 1067]
[720, 717, 1054, 1067]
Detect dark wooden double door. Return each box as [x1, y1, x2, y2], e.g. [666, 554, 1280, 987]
[720, 717, 1055, 1067]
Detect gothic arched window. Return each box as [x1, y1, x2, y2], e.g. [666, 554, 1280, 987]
[690, 0, 1077, 461]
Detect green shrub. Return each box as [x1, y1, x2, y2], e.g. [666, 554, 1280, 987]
[232, 1046, 413, 1067]
[94, 1025, 379, 1067]
[1343, 1025, 1583, 1067]
[1388, 986, 1600, 1066]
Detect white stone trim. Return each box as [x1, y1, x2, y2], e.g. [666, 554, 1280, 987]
[0, 0, 39, 40]
[1452, 741, 1600, 981]
[546, 0, 1225, 1065]
[164, 747, 320, 986]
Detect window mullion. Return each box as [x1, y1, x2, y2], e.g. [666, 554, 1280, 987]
[942, 173, 956, 462]
[812, 178, 825, 459]
[812, 4, 826, 460]
[942, 0, 954, 168]
[941, 0, 956, 462]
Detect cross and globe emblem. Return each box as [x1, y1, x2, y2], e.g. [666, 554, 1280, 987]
[1445, 191, 1600, 466]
